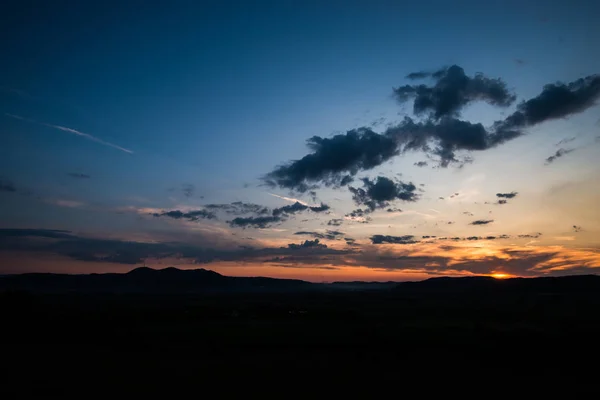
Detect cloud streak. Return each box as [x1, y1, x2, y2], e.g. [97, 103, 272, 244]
[5, 114, 133, 154]
[496, 192, 518, 199]
[470, 219, 494, 225]
[545, 148, 574, 164]
[67, 172, 91, 179]
[153, 209, 217, 222]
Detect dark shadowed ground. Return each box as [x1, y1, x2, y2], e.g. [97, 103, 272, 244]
[1, 270, 599, 395]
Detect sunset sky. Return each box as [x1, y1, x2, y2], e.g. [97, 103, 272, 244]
[1, 0, 599, 281]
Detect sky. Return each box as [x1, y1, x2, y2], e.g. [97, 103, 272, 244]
[1, 0, 599, 282]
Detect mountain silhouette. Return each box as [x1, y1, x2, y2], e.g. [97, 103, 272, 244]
[1, 267, 599, 294]
[0, 266, 312, 294]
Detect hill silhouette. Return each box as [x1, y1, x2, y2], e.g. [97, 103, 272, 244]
[0, 266, 312, 293]
[1, 267, 599, 294]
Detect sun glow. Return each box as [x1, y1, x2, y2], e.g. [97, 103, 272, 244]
[491, 273, 510, 279]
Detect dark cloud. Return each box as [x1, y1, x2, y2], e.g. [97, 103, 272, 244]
[435, 234, 511, 241]
[0, 228, 344, 267]
[68, 250, 143, 265]
[496, 192, 518, 199]
[264, 71, 600, 187]
[0, 228, 172, 265]
[394, 65, 516, 120]
[308, 203, 330, 213]
[470, 219, 494, 225]
[545, 148, 574, 164]
[1, 229, 595, 278]
[294, 230, 344, 240]
[327, 219, 343, 226]
[344, 209, 373, 223]
[370, 235, 418, 245]
[389, 116, 522, 167]
[272, 202, 330, 217]
[205, 202, 270, 216]
[339, 175, 354, 186]
[349, 176, 418, 211]
[205, 201, 328, 220]
[272, 202, 307, 217]
[344, 237, 356, 245]
[262, 127, 399, 192]
[573, 225, 583, 233]
[67, 173, 91, 179]
[556, 137, 576, 146]
[405, 71, 434, 80]
[287, 239, 327, 250]
[497, 199, 508, 205]
[0, 228, 76, 239]
[497, 74, 600, 130]
[0, 178, 17, 193]
[514, 59, 526, 66]
[518, 233, 542, 238]
[387, 207, 402, 212]
[346, 208, 370, 218]
[181, 184, 195, 198]
[229, 216, 282, 229]
[414, 161, 428, 167]
[153, 209, 216, 222]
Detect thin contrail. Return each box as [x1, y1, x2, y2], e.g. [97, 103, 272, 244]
[5, 113, 133, 154]
[268, 193, 309, 206]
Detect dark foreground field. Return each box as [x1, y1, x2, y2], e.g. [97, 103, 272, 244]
[2, 273, 600, 395]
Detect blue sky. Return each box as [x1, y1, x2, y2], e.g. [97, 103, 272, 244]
[1, 0, 599, 281]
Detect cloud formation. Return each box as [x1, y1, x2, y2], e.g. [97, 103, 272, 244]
[497, 74, 600, 130]
[470, 219, 494, 225]
[287, 239, 327, 250]
[394, 65, 516, 120]
[545, 148, 574, 164]
[349, 176, 418, 211]
[1, 229, 598, 278]
[181, 184, 195, 198]
[272, 201, 330, 217]
[229, 216, 283, 229]
[263, 127, 398, 192]
[344, 208, 373, 223]
[496, 192, 518, 199]
[370, 235, 418, 244]
[67, 173, 91, 179]
[264, 69, 600, 189]
[205, 202, 270, 216]
[153, 209, 216, 222]
[294, 230, 345, 240]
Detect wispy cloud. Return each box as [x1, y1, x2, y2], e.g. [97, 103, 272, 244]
[554, 236, 576, 241]
[5, 113, 133, 154]
[268, 193, 310, 206]
[47, 199, 85, 208]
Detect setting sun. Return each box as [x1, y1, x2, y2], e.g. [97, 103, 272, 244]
[491, 273, 511, 279]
